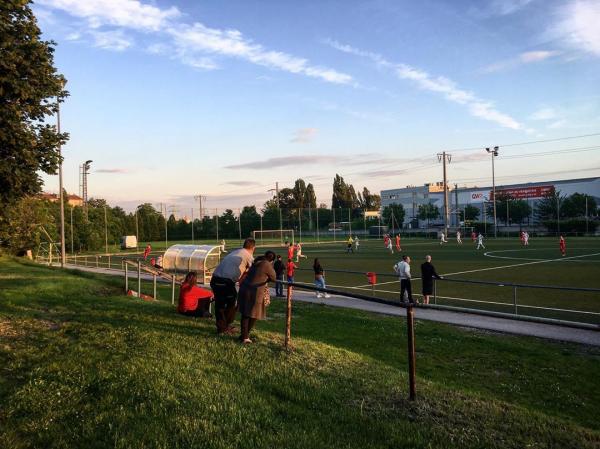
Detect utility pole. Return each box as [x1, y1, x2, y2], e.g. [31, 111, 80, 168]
[454, 183, 459, 227]
[437, 151, 452, 237]
[267, 182, 283, 242]
[191, 208, 194, 243]
[585, 196, 589, 234]
[104, 205, 108, 254]
[486, 146, 499, 237]
[194, 195, 205, 219]
[135, 207, 139, 249]
[57, 95, 66, 267]
[70, 206, 74, 254]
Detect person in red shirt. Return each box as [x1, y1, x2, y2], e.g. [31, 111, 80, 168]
[395, 234, 401, 252]
[178, 272, 213, 317]
[286, 258, 297, 284]
[287, 243, 295, 261]
[143, 244, 152, 260]
[471, 231, 477, 242]
[559, 235, 566, 256]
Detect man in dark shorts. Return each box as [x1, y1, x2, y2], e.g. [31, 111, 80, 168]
[210, 238, 256, 334]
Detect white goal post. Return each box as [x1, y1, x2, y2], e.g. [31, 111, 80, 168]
[252, 229, 295, 246]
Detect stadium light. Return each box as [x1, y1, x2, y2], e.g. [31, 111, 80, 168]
[57, 78, 67, 268]
[486, 146, 499, 237]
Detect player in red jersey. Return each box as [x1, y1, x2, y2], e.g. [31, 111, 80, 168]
[395, 234, 401, 252]
[559, 235, 566, 256]
[143, 244, 152, 260]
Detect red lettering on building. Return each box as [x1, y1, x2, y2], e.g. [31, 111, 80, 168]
[490, 185, 555, 200]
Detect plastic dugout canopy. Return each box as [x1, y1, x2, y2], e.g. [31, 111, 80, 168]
[162, 244, 221, 284]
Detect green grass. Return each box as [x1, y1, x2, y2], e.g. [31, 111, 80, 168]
[1, 256, 600, 448]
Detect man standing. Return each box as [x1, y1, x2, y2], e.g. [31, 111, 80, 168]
[273, 255, 285, 297]
[559, 235, 566, 256]
[354, 236, 360, 252]
[523, 231, 530, 246]
[210, 237, 256, 334]
[476, 233, 485, 250]
[456, 231, 462, 244]
[439, 232, 448, 245]
[346, 236, 354, 253]
[421, 255, 442, 304]
[395, 234, 402, 252]
[394, 255, 413, 304]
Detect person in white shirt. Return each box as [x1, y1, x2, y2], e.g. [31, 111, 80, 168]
[456, 231, 462, 244]
[295, 242, 307, 262]
[394, 255, 413, 303]
[220, 239, 227, 253]
[386, 236, 394, 254]
[476, 233, 485, 250]
[354, 236, 360, 252]
[440, 232, 448, 245]
[523, 232, 529, 246]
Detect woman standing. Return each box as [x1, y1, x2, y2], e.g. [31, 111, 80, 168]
[313, 258, 331, 299]
[420, 255, 442, 304]
[237, 251, 277, 344]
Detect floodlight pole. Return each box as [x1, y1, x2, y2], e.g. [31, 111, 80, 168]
[135, 207, 139, 249]
[191, 208, 194, 243]
[486, 147, 499, 237]
[438, 151, 451, 238]
[57, 98, 66, 267]
[70, 206, 74, 254]
[104, 205, 108, 254]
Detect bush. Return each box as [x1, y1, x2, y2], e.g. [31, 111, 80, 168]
[543, 219, 598, 234]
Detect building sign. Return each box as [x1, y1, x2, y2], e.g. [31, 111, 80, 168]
[491, 185, 554, 200]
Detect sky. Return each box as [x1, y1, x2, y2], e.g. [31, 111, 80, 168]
[35, 0, 600, 215]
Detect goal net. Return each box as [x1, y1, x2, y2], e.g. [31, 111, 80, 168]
[252, 229, 295, 246]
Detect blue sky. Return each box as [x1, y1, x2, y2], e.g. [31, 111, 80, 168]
[36, 0, 600, 213]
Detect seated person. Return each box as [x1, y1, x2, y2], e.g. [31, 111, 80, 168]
[154, 255, 163, 270]
[178, 272, 213, 318]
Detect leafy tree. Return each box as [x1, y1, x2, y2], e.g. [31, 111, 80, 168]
[0, 1, 69, 209]
[383, 203, 405, 228]
[459, 204, 480, 222]
[0, 196, 56, 253]
[418, 203, 440, 227]
[535, 190, 567, 221]
[218, 209, 238, 238]
[357, 187, 381, 211]
[562, 193, 597, 218]
[292, 179, 307, 210]
[240, 205, 260, 237]
[332, 174, 357, 209]
[304, 183, 317, 210]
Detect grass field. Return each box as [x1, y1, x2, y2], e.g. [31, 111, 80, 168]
[63, 236, 600, 324]
[1, 256, 600, 448]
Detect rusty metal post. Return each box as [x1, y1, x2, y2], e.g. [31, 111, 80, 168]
[407, 305, 417, 401]
[433, 279, 437, 305]
[96, 255, 99, 268]
[284, 284, 293, 348]
[108, 255, 111, 269]
[153, 274, 157, 299]
[171, 275, 176, 305]
[513, 286, 518, 315]
[137, 260, 141, 297]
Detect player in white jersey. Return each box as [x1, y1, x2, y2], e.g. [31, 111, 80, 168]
[439, 232, 448, 245]
[354, 236, 360, 252]
[456, 231, 462, 244]
[387, 237, 394, 253]
[523, 231, 529, 246]
[476, 233, 485, 250]
[295, 243, 307, 262]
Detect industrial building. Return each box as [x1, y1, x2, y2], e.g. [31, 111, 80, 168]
[380, 177, 600, 228]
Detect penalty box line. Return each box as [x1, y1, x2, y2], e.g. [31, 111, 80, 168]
[348, 251, 600, 289]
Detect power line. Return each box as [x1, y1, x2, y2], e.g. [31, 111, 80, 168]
[447, 132, 600, 152]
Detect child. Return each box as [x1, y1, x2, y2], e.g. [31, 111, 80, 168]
[287, 258, 297, 284]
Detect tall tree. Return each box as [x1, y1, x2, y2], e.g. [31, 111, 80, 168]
[292, 179, 307, 210]
[331, 174, 357, 209]
[534, 190, 567, 221]
[0, 1, 69, 208]
[459, 204, 480, 222]
[562, 193, 598, 218]
[358, 187, 381, 210]
[383, 203, 406, 227]
[304, 183, 317, 209]
[418, 203, 440, 227]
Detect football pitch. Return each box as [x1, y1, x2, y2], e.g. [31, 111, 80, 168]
[262, 237, 600, 325]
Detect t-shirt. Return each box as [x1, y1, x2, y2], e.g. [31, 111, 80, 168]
[287, 246, 294, 259]
[287, 261, 297, 277]
[212, 248, 254, 282]
[178, 284, 213, 313]
[274, 260, 284, 276]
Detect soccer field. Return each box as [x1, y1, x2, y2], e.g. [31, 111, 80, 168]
[261, 237, 600, 325]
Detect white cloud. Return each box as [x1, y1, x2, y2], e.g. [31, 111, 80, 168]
[530, 107, 558, 121]
[40, 0, 354, 85]
[90, 30, 132, 51]
[37, 0, 180, 31]
[487, 0, 535, 15]
[547, 119, 567, 129]
[168, 24, 354, 85]
[328, 40, 523, 130]
[481, 50, 560, 73]
[290, 128, 318, 143]
[552, 0, 600, 56]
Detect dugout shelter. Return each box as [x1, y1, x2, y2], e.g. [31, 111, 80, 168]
[162, 244, 221, 284]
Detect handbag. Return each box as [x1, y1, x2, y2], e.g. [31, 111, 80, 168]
[263, 283, 271, 306]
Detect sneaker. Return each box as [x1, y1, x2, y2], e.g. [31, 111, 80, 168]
[316, 293, 322, 298]
[241, 338, 253, 344]
[323, 294, 331, 298]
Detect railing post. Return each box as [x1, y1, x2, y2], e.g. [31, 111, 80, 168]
[124, 261, 128, 292]
[153, 274, 157, 299]
[96, 255, 99, 268]
[74, 254, 77, 266]
[137, 260, 141, 297]
[433, 279, 437, 305]
[513, 286, 518, 315]
[85, 256, 88, 267]
[108, 255, 111, 269]
[171, 275, 176, 305]
[285, 284, 293, 349]
[406, 305, 417, 401]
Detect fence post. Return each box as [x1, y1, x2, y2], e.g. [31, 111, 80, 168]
[124, 261, 129, 292]
[153, 274, 157, 299]
[74, 254, 77, 266]
[137, 260, 141, 297]
[108, 255, 111, 269]
[96, 255, 99, 268]
[85, 256, 88, 267]
[284, 284, 293, 349]
[171, 275, 175, 305]
[406, 305, 417, 401]
[513, 286, 518, 315]
[433, 279, 437, 305]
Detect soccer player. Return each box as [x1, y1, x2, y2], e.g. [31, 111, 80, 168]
[143, 243, 152, 260]
[286, 258, 297, 284]
[519, 231, 525, 246]
[439, 232, 448, 245]
[476, 233, 485, 250]
[386, 236, 394, 254]
[559, 235, 566, 256]
[287, 242, 295, 261]
[523, 231, 530, 246]
[395, 234, 402, 252]
[471, 231, 477, 243]
[220, 239, 227, 253]
[295, 242, 307, 262]
[354, 236, 360, 252]
[346, 236, 354, 253]
[456, 230, 462, 244]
